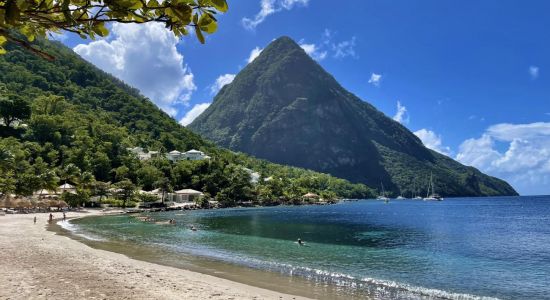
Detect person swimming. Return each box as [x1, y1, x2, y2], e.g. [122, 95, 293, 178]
[297, 238, 304, 246]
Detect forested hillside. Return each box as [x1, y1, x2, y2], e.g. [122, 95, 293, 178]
[0, 38, 373, 207]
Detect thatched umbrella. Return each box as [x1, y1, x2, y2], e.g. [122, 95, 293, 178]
[57, 200, 68, 208]
[14, 199, 32, 210]
[303, 192, 320, 199]
[48, 199, 59, 208]
[37, 200, 49, 211]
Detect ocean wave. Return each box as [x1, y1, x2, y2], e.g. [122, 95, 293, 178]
[154, 242, 498, 300]
[57, 220, 107, 242]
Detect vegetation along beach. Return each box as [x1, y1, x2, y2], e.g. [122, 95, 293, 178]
[2, 1, 550, 299]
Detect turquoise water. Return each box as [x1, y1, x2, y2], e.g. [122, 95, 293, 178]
[69, 197, 550, 299]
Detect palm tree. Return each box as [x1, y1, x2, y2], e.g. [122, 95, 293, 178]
[58, 163, 81, 184]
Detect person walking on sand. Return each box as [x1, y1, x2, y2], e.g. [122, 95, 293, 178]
[48, 213, 53, 223]
[33, 216, 37, 224]
[63, 212, 66, 221]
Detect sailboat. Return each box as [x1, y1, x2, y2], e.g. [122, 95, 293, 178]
[377, 182, 390, 202]
[412, 181, 422, 199]
[424, 173, 443, 201]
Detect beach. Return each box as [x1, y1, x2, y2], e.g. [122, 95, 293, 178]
[0, 210, 308, 300]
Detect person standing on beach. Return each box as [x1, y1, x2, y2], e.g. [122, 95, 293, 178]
[49, 213, 53, 223]
[63, 212, 66, 221]
[33, 216, 37, 224]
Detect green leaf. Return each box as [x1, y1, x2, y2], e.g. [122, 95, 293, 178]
[92, 23, 109, 37]
[198, 14, 217, 34]
[211, 0, 228, 13]
[195, 26, 205, 44]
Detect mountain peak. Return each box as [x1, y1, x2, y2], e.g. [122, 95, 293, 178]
[189, 36, 517, 197]
[267, 36, 302, 50]
[250, 36, 312, 66]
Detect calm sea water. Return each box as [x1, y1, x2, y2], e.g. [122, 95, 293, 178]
[67, 196, 550, 299]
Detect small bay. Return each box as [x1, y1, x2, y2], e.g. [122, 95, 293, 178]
[67, 197, 550, 299]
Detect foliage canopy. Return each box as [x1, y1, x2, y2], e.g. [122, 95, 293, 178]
[0, 0, 228, 58]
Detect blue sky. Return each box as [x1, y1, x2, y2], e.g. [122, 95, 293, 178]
[58, 0, 550, 195]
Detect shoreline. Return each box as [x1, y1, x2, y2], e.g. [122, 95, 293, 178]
[0, 210, 310, 300]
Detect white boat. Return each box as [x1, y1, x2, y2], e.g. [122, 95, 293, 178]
[424, 173, 443, 201]
[396, 196, 406, 200]
[377, 182, 390, 201]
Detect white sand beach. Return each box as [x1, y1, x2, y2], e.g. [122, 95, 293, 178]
[0, 210, 308, 300]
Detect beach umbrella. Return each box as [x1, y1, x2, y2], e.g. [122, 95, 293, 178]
[37, 200, 49, 211]
[30, 199, 38, 209]
[303, 192, 319, 199]
[3, 197, 14, 208]
[14, 199, 32, 209]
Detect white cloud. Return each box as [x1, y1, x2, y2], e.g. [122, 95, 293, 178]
[456, 122, 550, 195]
[74, 23, 196, 116]
[332, 36, 357, 59]
[368, 73, 382, 87]
[242, 0, 309, 30]
[414, 129, 452, 156]
[247, 47, 263, 63]
[210, 74, 236, 95]
[179, 103, 211, 126]
[529, 65, 539, 80]
[295, 29, 357, 61]
[299, 42, 327, 61]
[393, 101, 409, 125]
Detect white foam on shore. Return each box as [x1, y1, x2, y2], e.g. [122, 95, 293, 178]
[57, 220, 107, 242]
[160, 242, 498, 300]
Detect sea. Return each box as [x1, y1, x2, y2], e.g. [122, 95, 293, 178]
[60, 196, 550, 300]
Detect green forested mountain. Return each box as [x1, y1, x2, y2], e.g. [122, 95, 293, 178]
[0, 37, 374, 206]
[190, 37, 518, 197]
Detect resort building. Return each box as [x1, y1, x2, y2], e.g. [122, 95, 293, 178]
[59, 183, 77, 194]
[243, 168, 261, 184]
[166, 149, 211, 162]
[127, 147, 210, 162]
[127, 147, 160, 161]
[169, 189, 204, 203]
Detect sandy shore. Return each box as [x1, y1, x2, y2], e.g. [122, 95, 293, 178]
[0, 210, 309, 300]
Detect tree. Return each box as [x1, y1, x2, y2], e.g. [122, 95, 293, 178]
[92, 181, 110, 202]
[38, 170, 59, 192]
[58, 163, 81, 184]
[154, 177, 172, 204]
[0, 0, 229, 58]
[114, 179, 135, 208]
[0, 147, 14, 171]
[77, 171, 96, 191]
[0, 170, 16, 200]
[0, 93, 31, 128]
[137, 165, 162, 190]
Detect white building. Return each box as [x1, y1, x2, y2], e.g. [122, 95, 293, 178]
[243, 168, 261, 184]
[166, 150, 182, 162]
[168, 189, 204, 203]
[166, 149, 210, 162]
[127, 147, 159, 161]
[58, 183, 76, 194]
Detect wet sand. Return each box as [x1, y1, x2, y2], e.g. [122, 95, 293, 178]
[0, 210, 309, 300]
